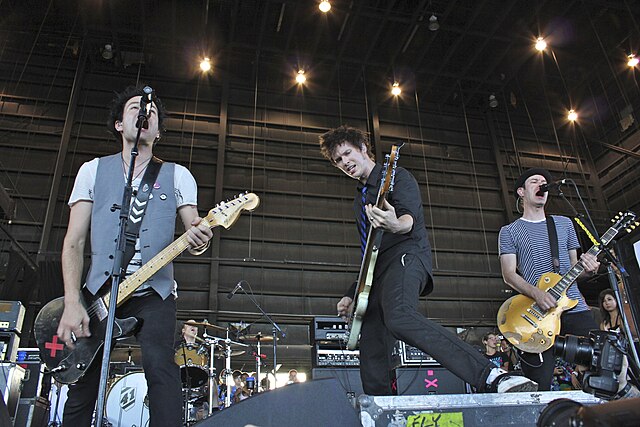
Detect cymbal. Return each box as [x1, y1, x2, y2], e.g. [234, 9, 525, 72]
[111, 345, 142, 363]
[240, 334, 278, 343]
[214, 349, 246, 357]
[184, 320, 226, 331]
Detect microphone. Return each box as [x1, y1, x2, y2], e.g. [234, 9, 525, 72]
[536, 179, 569, 196]
[137, 86, 154, 129]
[227, 280, 246, 299]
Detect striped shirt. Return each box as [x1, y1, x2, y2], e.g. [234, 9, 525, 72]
[498, 215, 589, 312]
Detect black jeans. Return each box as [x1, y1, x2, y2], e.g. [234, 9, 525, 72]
[63, 292, 182, 426]
[359, 252, 494, 395]
[518, 310, 598, 391]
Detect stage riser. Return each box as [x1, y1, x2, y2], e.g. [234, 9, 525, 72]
[359, 391, 604, 427]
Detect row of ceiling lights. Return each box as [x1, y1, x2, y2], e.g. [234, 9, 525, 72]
[192, 22, 638, 124]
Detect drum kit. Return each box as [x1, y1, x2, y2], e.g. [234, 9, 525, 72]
[47, 319, 278, 426]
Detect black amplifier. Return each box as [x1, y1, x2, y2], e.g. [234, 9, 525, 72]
[392, 341, 439, 368]
[314, 347, 360, 367]
[311, 316, 349, 342]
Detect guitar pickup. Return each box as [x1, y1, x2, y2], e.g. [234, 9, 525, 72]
[526, 308, 543, 320]
[521, 314, 538, 328]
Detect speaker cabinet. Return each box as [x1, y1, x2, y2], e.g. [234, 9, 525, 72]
[195, 378, 360, 427]
[395, 366, 469, 395]
[311, 367, 364, 397]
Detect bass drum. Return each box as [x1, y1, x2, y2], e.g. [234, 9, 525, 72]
[106, 371, 149, 427]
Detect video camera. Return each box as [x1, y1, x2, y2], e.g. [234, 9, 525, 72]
[553, 330, 627, 399]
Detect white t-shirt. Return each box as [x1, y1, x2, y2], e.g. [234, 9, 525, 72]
[68, 157, 198, 295]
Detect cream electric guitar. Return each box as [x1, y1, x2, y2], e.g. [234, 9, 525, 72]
[498, 211, 637, 353]
[34, 193, 260, 384]
[345, 145, 401, 350]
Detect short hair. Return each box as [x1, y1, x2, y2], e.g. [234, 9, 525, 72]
[482, 332, 497, 343]
[319, 125, 373, 162]
[107, 84, 167, 144]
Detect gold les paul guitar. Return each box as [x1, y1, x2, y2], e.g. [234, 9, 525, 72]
[345, 145, 401, 351]
[498, 211, 637, 353]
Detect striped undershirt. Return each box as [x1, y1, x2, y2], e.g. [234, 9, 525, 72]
[498, 215, 589, 312]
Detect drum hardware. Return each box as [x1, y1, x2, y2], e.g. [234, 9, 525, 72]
[239, 332, 279, 391]
[184, 320, 226, 332]
[201, 328, 248, 413]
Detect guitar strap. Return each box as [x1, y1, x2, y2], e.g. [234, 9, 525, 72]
[546, 216, 560, 274]
[122, 157, 163, 268]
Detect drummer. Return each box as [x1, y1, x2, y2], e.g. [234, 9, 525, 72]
[179, 319, 199, 346]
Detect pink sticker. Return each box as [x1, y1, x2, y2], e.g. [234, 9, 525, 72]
[153, 182, 160, 189]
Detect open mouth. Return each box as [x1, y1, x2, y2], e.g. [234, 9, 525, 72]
[346, 164, 356, 174]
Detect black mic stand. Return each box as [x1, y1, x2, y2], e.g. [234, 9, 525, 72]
[235, 283, 285, 390]
[555, 180, 640, 387]
[94, 98, 151, 427]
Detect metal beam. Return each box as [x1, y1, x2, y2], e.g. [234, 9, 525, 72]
[0, 185, 16, 220]
[38, 44, 87, 257]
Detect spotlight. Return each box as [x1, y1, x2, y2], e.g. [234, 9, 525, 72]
[101, 44, 113, 60]
[489, 94, 498, 108]
[391, 82, 401, 96]
[428, 15, 439, 31]
[535, 37, 547, 51]
[296, 69, 306, 84]
[628, 54, 639, 67]
[319, 1, 331, 13]
[200, 57, 212, 72]
[567, 109, 578, 122]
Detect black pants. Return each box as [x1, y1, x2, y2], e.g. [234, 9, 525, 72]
[359, 252, 494, 395]
[518, 310, 598, 391]
[63, 292, 182, 427]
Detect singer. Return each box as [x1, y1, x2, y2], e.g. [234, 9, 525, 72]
[498, 167, 600, 390]
[56, 85, 213, 426]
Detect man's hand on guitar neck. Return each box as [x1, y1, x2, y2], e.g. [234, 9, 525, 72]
[337, 296, 353, 321]
[365, 200, 413, 235]
[57, 299, 91, 349]
[531, 287, 558, 311]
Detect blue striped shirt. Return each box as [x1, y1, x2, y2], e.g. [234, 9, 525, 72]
[498, 216, 588, 312]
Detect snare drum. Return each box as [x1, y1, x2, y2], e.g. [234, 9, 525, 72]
[105, 371, 149, 427]
[175, 343, 209, 388]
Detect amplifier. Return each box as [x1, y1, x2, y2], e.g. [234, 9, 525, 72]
[0, 301, 25, 332]
[0, 362, 26, 420]
[314, 347, 360, 367]
[311, 316, 350, 342]
[16, 349, 47, 399]
[391, 341, 438, 368]
[395, 367, 469, 395]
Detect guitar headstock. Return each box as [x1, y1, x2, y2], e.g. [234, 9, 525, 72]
[382, 144, 402, 194]
[611, 211, 638, 235]
[205, 192, 260, 229]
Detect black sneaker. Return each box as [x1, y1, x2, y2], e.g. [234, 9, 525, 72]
[490, 373, 538, 393]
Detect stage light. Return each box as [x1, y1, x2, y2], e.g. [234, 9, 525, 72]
[628, 54, 639, 67]
[296, 69, 306, 84]
[489, 94, 498, 108]
[101, 44, 113, 60]
[391, 82, 401, 96]
[428, 15, 439, 31]
[567, 109, 578, 122]
[200, 57, 212, 72]
[319, 1, 331, 13]
[535, 37, 547, 51]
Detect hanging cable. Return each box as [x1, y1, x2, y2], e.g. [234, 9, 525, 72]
[458, 81, 492, 273]
[414, 90, 439, 269]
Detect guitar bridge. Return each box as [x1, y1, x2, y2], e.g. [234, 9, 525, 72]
[521, 314, 538, 328]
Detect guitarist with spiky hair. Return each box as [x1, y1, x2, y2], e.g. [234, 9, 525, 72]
[498, 168, 600, 391]
[319, 125, 537, 396]
[57, 85, 213, 426]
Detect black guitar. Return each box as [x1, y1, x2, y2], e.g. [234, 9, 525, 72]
[34, 193, 259, 384]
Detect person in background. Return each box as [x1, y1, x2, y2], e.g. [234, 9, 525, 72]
[482, 332, 510, 370]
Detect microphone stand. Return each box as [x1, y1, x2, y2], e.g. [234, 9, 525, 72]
[555, 180, 640, 384]
[235, 283, 285, 389]
[94, 100, 150, 427]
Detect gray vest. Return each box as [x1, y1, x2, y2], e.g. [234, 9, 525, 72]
[85, 153, 177, 299]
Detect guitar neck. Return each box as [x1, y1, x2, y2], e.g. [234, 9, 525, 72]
[105, 232, 193, 306]
[549, 225, 618, 299]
